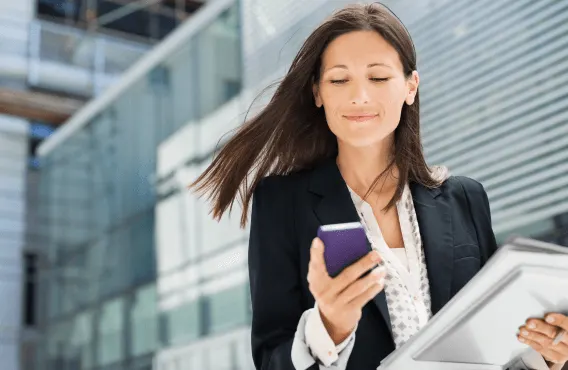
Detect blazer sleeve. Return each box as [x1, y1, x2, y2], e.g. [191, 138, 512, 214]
[248, 176, 318, 370]
[456, 176, 499, 266]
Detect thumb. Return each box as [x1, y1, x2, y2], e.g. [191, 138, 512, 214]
[310, 237, 328, 274]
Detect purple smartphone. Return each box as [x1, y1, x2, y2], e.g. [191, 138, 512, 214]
[317, 222, 376, 278]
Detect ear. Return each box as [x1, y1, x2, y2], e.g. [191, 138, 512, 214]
[312, 83, 322, 108]
[405, 70, 420, 106]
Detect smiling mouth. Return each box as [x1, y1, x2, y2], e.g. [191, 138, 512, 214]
[343, 114, 378, 122]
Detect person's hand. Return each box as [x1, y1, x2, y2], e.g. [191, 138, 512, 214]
[307, 237, 386, 345]
[518, 313, 568, 368]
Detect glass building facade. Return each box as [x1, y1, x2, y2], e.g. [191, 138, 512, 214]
[37, 0, 241, 369]
[37, 0, 568, 369]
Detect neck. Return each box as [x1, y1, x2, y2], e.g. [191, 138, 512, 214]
[336, 139, 399, 198]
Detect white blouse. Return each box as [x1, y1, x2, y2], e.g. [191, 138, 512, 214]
[391, 248, 408, 270]
[346, 181, 433, 349]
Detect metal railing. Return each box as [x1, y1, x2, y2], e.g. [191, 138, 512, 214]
[32, 19, 149, 75]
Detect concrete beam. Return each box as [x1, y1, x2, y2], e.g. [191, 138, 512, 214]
[0, 88, 84, 125]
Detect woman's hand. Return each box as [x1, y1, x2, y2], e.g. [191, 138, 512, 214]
[518, 313, 568, 368]
[307, 237, 386, 345]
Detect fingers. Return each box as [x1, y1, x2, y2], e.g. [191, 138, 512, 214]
[546, 313, 568, 335]
[519, 320, 568, 366]
[519, 326, 568, 353]
[338, 267, 387, 304]
[518, 334, 567, 364]
[348, 275, 385, 309]
[525, 318, 567, 342]
[332, 250, 382, 294]
[307, 238, 383, 307]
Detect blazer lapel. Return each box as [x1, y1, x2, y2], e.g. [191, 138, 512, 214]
[308, 158, 394, 340]
[410, 182, 454, 315]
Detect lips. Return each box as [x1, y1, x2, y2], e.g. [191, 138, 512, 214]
[343, 114, 378, 122]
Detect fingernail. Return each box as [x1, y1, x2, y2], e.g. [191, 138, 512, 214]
[519, 337, 525, 343]
[371, 268, 381, 277]
[528, 322, 536, 329]
[546, 316, 555, 323]
[371, 251, 380, 262]
[312, 238, 320, 249]
[377, 277, 385, 285]
[522, 330, 529, 336]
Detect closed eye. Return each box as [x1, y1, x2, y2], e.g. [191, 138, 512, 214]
[330, 78, 390, 84]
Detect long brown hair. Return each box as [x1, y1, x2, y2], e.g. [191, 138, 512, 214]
[190, 3, 442, 228]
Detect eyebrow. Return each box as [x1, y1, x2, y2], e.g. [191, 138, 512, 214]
[323, 63, 392, 73]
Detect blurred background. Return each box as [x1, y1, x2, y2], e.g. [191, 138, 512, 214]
[1, 0, 567, 369]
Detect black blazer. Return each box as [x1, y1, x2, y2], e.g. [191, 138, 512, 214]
[248, 158, 498, 370]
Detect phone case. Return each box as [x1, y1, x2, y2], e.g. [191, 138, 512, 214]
[317, 222, 373, 277]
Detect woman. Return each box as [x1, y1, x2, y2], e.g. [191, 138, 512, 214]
[190, 3, 568, 370]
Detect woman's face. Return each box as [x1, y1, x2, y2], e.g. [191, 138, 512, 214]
[313, 30, 419, 148]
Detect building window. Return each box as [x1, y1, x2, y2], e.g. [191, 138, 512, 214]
[36, 0, 205, 41]
[224, 79, 241, 101]
[23, 252, 38, 327]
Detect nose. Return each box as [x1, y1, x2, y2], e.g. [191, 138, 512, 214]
[350, 81, 370, 105]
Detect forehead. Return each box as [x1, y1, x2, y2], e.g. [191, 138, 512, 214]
[321, 30, 402, 70]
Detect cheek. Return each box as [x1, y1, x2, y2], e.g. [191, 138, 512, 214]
[319, 88, 341, 108]
[380, 90, 407, 124]
[382, 85, 407, 108]
[319, 93, 342, 123]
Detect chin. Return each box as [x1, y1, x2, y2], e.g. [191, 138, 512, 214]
[338, 133, 390, 148]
